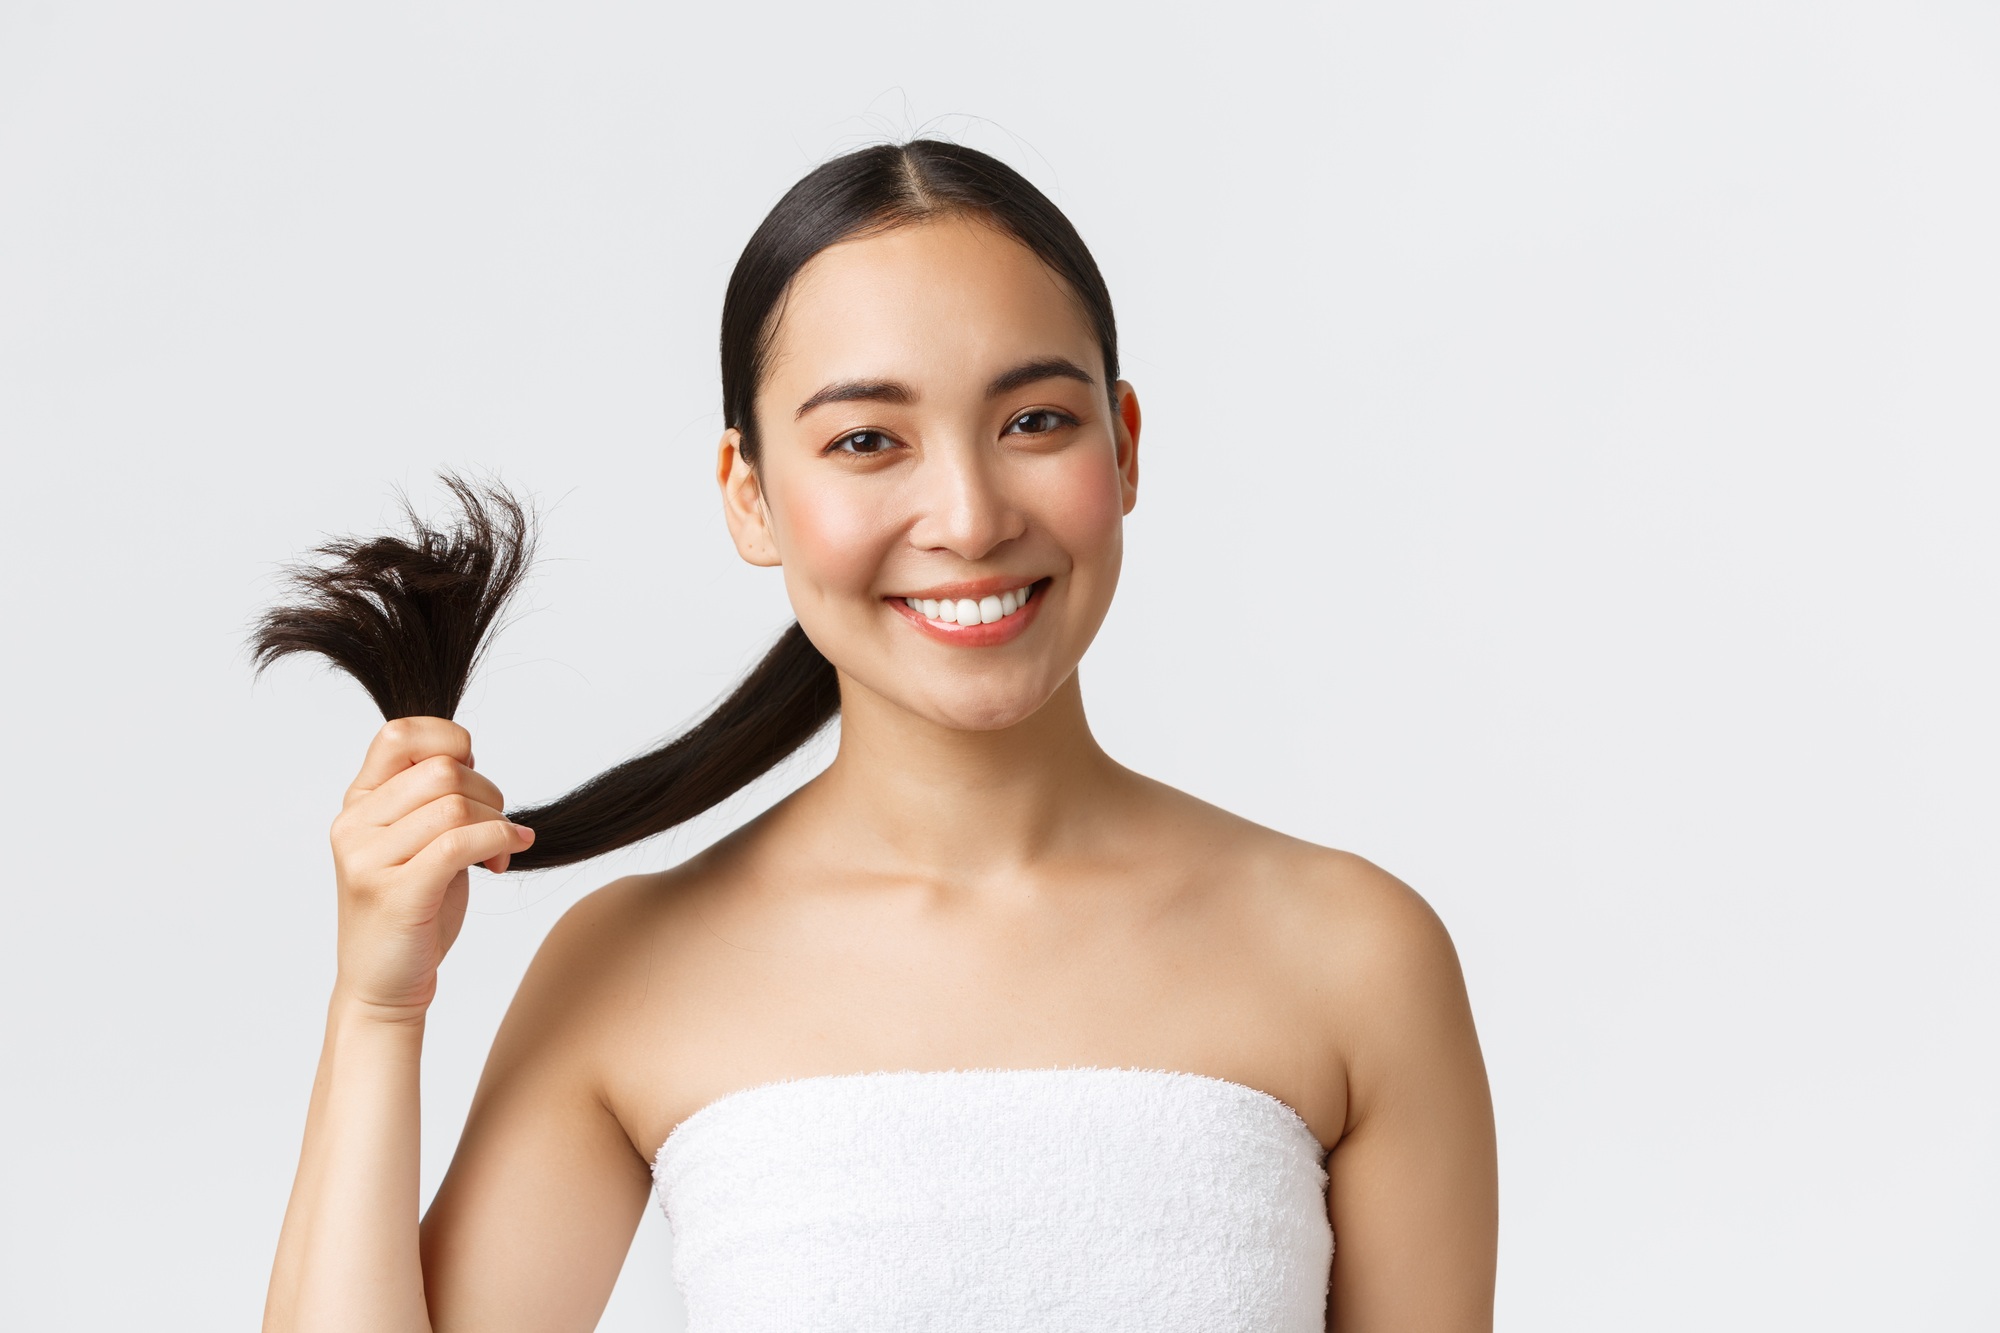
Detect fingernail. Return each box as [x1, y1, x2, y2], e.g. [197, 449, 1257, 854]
[511, 822, 535, 841]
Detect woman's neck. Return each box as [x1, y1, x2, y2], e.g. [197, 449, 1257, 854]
[789, 670, 1132, 884]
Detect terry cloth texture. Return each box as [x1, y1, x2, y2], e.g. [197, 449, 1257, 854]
[652, 1065, 1333, 1332]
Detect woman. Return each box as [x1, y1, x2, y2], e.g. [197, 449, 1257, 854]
[261, 139, 1498, 1332]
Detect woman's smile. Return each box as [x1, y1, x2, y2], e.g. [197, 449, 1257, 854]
[886, 576, 1049, 646]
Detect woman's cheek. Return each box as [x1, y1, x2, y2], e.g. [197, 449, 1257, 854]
[1038, 447, 1126, 560]
[773, 479, 898, 605]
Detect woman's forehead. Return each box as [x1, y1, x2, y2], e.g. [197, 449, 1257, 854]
[762, 216, 1101, 399]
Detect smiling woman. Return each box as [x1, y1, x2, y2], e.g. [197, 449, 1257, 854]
[256, 140, 1497, 1333]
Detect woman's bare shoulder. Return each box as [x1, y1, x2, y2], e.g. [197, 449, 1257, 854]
[524, 829, 766, 992]
[1134, 776, 1464, 1002]
[490, 833, 784, 1133]
[1220, 816, 1478, 1097]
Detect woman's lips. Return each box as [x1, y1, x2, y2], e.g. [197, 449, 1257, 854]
[885, 578, 1048, 647]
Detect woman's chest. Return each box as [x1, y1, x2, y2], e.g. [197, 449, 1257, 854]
[605, 876, 1349, 1159]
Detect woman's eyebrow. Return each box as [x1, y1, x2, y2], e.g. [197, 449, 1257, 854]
[985, 357, 1095, 398]
[795, 379, 914, 420]
[794, 358, 1096, 421]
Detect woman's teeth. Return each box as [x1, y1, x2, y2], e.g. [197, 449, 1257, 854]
[903, 584, 1036, 625]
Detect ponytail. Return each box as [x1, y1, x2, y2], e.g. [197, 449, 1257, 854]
[505, 622, 835, 869]
[250, 472, 838, 871]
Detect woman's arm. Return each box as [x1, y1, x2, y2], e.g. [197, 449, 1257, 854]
[262, 717, 649, 1333]
[1321, 867, 1498, 1333]
[416, 881, 660, 1329]
[265, 996, 432, 1331]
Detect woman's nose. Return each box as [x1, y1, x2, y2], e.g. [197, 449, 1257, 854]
[910, 441, 1025, 560]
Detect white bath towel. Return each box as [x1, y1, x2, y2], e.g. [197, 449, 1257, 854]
[652, 1066, 1333, 1332]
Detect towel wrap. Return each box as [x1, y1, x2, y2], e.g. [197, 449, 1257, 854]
[652, 1066, 1334, 1331]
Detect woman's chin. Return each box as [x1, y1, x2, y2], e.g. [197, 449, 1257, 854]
[930, 703, 1045, 733]
[896, 676, 1068, 734]
[830, 646, 1078, 734]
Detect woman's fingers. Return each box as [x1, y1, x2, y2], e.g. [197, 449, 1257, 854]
[405, 815, 534, 886]
[344, 716, 473, 802]
[344, 752, 508, 829]
[373, 793, 513, 868]
[326, 718, 529, 1019]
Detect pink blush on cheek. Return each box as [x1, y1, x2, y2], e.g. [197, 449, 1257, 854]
[1032, 453, 1126, 553]
[769, 482, 902, 606]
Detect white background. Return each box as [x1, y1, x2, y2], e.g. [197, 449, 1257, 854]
[2, 2, 1994, 1328]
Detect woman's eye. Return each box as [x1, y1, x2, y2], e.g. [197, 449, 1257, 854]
[828, 429, 896, 456]
[1005, 409, 1072, 436]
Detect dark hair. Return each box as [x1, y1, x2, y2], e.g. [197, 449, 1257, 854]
[251, 139, 1119, 871]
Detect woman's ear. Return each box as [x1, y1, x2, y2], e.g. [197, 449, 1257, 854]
[717, 428, 781, 567]
[1113, 380, 1142, 516]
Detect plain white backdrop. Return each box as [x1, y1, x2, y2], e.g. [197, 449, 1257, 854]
[2, 2, 1994, 1328]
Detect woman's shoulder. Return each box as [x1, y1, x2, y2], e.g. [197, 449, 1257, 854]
[501, 846, 780, 1137]
[526, 838, 753, 984]
[517, 815, 833, 1047]
[1124, 779, 1477, 1138]
[1135, 777, 1465, 1003]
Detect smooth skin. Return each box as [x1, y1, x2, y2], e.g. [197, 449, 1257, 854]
[264, 215, 1497, 1332]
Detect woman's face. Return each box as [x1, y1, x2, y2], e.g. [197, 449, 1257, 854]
[718, 215, 1140, 732]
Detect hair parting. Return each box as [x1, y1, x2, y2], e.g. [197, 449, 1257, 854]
[251, 137, 1113, 872]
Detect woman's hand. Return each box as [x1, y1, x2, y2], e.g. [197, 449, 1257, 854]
[328, 716, 535, 1022]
